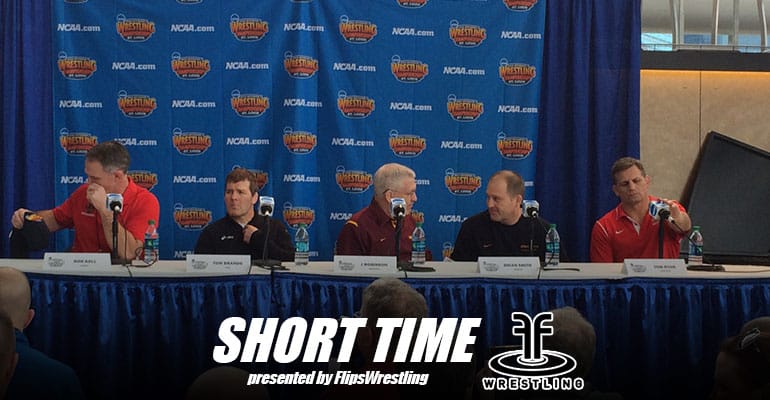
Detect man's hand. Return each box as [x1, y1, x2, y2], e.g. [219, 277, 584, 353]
[87, 183, 108, 215]
[11, 208, 31, 229]
[243, 224, 258, 244]
[660, 198, 692, 232]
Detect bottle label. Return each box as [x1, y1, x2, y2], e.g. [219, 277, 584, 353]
[546, 242, 559, 254]
[412, 241, 426, 251]
[296, 242, 309, 253]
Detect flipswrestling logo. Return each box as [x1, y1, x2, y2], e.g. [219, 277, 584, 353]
[482, 312, 584, 392]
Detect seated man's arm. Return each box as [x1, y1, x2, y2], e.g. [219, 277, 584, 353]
[665, 199, 691, 233]
[590, 221, 613, 262]
[449, 223, 476, 262]
[335, 220, 365, 255]
[12, 208, 62, 232]
[194, 226, 216, 254]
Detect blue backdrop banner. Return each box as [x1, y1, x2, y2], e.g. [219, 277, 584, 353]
[52, 0, 545, 260]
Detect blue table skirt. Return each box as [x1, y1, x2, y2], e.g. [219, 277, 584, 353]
[25, 272, 770, 399]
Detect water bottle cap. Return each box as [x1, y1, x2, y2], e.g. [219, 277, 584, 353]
[693, 225, 700, 230]
[148, 219, 156, 225]
[549, 223, 556, 228]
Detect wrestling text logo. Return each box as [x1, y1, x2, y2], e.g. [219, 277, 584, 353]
[482, 312, 584, 392]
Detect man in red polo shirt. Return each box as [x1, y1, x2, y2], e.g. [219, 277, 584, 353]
[11, 141, 159, 261]
[590, 157, 691, 262]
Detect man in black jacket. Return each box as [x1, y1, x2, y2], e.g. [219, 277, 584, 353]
[194, 168, 294, 262]
[450, 170, 563, 263]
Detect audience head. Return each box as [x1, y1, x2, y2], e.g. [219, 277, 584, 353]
[0, 267, 34, 331]
[711, 317, 770, 400]
[373, 163, 417, 214]
[223, 168, 259, 221]
[0, 312, 18, 399]
[485, 170, 524, 225]
[185, 366, 270, 400]
[357, 277, 428, 362]
[610, 157, 650, 207]
[542, 306, 596, 379]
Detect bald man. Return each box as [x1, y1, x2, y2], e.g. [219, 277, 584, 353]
[451, 170, 558, 262]
[0, 267, 85, 400]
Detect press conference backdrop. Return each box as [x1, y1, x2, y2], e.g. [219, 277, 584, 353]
[52, 0, 545, 260]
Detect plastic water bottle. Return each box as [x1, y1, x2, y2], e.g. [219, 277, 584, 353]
[689, 226, 704, 264]
[143, 219, 159, 264]
[545, 223, 560, 266]
[294, 223, 309, 265]
[411, 222, 426, 266]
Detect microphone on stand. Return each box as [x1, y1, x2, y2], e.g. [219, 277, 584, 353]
[390, 198, 406, 220]
[649, 200, 672, 258]
[390, 198, 409, 273]
[251, 196, 283, 271]
[523, 200, 540, 218]
[649, 200, 673, 223]
[106, 194, 124, 265]
[523, 200, 540, 259]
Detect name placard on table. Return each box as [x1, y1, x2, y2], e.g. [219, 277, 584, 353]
[477, 257, 541, 278]
[185, 254, 251, 274]
[43, 252, 113, 271]
[333, 256, 398, 275]
[622, 258, 687, 277]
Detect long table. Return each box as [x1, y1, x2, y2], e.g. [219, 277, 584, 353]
[4, 259, 770, 399]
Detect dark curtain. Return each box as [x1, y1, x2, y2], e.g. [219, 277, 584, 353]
[1, 0, 54, 257]
[536, 0, 642, 261]
[0, 0, 641, 263]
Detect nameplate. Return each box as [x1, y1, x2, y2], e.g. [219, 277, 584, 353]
[333, 256, 398, 275]
[477, 257, 541, 277]
[43, 252, 112, 271]
[622, 258, 687, 277]
[186, 254, 251, 274]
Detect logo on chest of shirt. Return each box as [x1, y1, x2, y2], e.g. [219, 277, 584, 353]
[220, 235, 235, 241]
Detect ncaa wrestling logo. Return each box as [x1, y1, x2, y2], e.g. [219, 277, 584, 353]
[484, 312, 584, 391]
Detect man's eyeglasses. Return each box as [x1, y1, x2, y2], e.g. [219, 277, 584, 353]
[386, 188, 416, 198]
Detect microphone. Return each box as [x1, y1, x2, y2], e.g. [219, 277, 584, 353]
[107, 194, 124, 213]
[523, 200, 540, 218]
[390, 198, 406, 219]
[649, 201, 673, 223]
[258, 196, 275, 217]
[106, 193, 124, 266]
[252, 195, 283, 272]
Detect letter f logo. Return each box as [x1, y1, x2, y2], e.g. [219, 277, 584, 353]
[511, 312, 553, 365]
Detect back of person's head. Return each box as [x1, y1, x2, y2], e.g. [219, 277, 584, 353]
[373, 163, 416, 198]
[185, 366, 269, 400]
[85, 140, 131, 172]
[542, 306, 596, 379]
[360, 277, 427, 320]
[0, 267, 33, 330]
[356, 278, 427, 364]
[711, 316, 770, 400]
[226, 167, 258, 195]
[0, 312, 18, 399]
